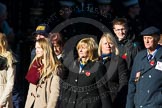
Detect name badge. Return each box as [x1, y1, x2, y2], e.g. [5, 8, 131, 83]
[155, 61, 162, 71]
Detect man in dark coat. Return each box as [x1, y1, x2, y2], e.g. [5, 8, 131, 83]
[112, 18, 141, 77]
[126, 26, 162, 108]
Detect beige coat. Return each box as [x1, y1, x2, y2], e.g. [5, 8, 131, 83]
[25, 72, 60, 108]
[0, 52, 15, 108]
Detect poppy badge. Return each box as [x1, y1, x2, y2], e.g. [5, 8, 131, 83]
[150, 60, 155, 66]
[85, 71, 91, 77]
[122, 53, 127, 60]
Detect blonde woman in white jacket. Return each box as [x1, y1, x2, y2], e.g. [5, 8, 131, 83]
[0, 33, 16, 108]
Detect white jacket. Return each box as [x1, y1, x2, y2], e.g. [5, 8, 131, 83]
[0, 51, 15, 108]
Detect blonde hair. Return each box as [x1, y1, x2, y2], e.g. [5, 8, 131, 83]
[76, 37, 98, 61]
[0, 33, 8, 53]
[98, 32, 119, 56]
[0, 32, 14, 66]
[30, 38, 60, 77]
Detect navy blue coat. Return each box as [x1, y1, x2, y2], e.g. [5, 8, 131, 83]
[126, 46, 162, 108]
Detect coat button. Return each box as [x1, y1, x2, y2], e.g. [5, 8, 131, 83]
[75, 79, 77, 82]
[37, 94, 40, 97]
[147, 90, 150, 93]
[140, 105, 143, 108]
[73, 101, 75, 104]
[149, 75, 151, 78]
[31, 92, 35, 98]
[86, 92, 89, 94]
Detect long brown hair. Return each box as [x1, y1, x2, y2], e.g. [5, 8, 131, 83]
[30, 38, 60, 78]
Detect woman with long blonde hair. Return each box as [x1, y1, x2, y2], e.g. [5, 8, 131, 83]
[0, 32, 16, 108]
[25, 38, 61, 108]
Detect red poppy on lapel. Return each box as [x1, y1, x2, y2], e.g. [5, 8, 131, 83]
[85, 71, 91, 77]
[150, 60, 155, 66]
[122, 53, 127, 60]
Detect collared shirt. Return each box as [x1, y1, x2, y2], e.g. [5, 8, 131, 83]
[147, 45, 161, 61]
[57, 54, 62, 60]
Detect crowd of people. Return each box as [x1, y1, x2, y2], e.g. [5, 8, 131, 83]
[0, 0, 162, 108]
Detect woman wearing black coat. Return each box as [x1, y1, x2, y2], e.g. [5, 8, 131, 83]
[59, 37, 112, 108]
[98, 33, 129, 108]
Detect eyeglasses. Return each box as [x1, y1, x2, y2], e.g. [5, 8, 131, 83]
[114, 28, 126, 32]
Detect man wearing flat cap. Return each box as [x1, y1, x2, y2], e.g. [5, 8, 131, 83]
[126, 26, 162, 108]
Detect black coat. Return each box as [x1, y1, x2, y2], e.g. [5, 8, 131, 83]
[100, 55, 129, 108]
[116, 38, 141, 76]
[59, 60, 112, 108]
